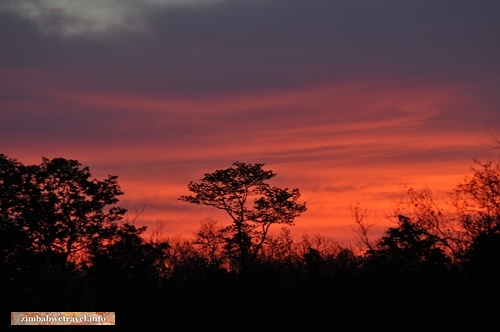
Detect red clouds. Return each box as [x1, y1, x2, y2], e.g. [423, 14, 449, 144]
[1, 0, 499, 242]
[1, 69, 490, 241]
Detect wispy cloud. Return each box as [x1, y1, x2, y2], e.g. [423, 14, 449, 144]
[1, 0, 499, 242]
[0, 0, 223, 37]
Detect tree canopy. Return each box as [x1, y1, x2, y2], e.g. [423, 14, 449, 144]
[0, 154, 126, 268]
[3, 153, 500, 329]
[179, 162, 307, 271]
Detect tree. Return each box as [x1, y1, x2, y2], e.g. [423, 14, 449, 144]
[369, 215, 450, 272]
[193, 218, 228, 269]
[454, 158, 500, 239]
[0, 154, 126, 269]
[85, 223, 169, 295]
[179, 162, 306, 271]
[390, 158, 500, 261]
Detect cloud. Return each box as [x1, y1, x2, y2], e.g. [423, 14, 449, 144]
[0, 0, 222, 38]
[2, 0, 499, 242]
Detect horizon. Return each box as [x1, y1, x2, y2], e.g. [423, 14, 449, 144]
[2, 0, 500, 243]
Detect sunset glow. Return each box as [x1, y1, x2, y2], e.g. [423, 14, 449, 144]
[2, 0, 499, 244]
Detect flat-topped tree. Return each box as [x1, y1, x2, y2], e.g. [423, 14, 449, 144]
[179, 162, 306, 272]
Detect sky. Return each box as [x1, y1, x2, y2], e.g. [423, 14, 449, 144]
[1, 0, 500, 244]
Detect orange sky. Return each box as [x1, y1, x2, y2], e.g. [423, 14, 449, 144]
[3, 76, 497, 244]
[1, 0, 500, 244]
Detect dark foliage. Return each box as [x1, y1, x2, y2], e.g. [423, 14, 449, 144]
[3, 155, 500, 330]
[179, 162, 307, 272]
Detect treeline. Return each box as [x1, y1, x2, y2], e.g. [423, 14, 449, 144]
[2, 154, 500, 330]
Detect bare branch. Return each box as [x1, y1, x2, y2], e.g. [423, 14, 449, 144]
[350, 203, 378, 252]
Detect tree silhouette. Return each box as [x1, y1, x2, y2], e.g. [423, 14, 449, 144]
[455, 158, 500, 239]
[84, 222, 170, 318]
[0, 154, 126, 269]
[179, 162, 306, 271]
[193, 218, 228, 268]
[369, 215, 450, 272]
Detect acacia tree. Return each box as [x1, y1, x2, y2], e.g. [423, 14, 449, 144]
[179, 162, 306, 271]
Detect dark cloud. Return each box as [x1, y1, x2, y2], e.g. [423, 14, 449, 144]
[1, 0, 499, 95]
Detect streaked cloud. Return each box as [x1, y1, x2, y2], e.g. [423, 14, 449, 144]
[2, 73, 494, 240]
[1, 0, 499, 242]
